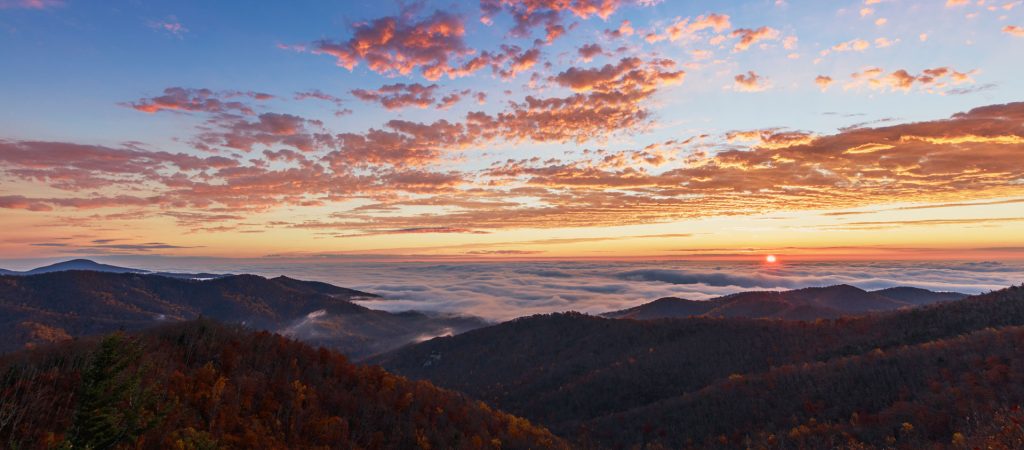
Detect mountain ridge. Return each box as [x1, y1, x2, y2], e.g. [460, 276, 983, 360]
[0, 258, 228, 279]
[603, 283, 968, 320]
[375, 284, 1024, 447]
[0, 270, 485, 358]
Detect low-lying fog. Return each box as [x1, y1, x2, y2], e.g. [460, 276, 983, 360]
[45, 259, 1022, 322]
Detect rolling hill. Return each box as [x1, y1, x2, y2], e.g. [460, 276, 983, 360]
[375, 284, 1024, 448]
[0, 320, 565, 449]
[603, 284, 967, 320]
[0, 270, 485, 358]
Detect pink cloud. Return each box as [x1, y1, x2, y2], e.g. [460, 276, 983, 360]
[481, 0, 627, 42]
[666, 13, 731, 41]
[0, 140, 239, 191]
[577, 43, 604, 62]
[6, 102, 1024, 236]
[126, 87, 262, 115]
[306, 10, 475, 81]
[351, 83, 440, 110]
[841, 66, 977, 93]
[294, 90, 344, 106]
[733, 71, 768, 92]
[194, 113, 324, 153]
[731, 26, 779, 51]
[148, 18, 188, 37]
[0, 0, 62, 9]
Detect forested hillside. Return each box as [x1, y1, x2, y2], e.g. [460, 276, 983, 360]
[603, 284, 967, 320]
[377, 285, 1024, 448]
[0, 271, 485, 357]
[0, 320, 565, 449]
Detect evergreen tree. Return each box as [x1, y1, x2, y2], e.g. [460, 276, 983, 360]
[68, 333, 159, 449]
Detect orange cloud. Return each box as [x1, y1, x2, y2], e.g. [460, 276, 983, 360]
[5, 55, 691, 222]
[480, 0, 627, 43]
[733, 71, 768, 92]
[0, 195, 53, 211]
[459, 44, 542, 80]
[500, 46, 541, 79]
[351, 83, 440, 110]
[842, 143, 895, 154]
[665, 13, 731, 41]
[194, 113, 324, 153]
[492, 57, 684, 142]
[577, 43, 604, 61]
[731, 26, 779, 51]
[126, 87, 270, 115]
[1004, 25, 1024, 37]
[604, 19, 634, 38]
[815, 75, 834, 91]
[0, 140, 239, 191]
[552, 57, 644, 91]
[6, 103, 1024, 236]
[726, 129, 815, 149]
[842, 66, 977, 93]
[327, 119, 478, 167]
[437, 89, 474, 109]
[831, 38, 871, 52]
[307, 10, 475, 81]
[320, 102, 1024, 231]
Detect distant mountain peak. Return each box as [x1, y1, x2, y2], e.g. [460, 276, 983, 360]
[21, 259, 146, 275]
[63, 258, 99, 264]
[0, 259, 233, 280]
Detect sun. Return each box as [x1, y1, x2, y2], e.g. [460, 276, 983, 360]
[765, 255, 778, 263]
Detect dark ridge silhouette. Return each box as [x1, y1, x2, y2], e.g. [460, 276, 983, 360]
[603, 283, 966, 320]
[375, 285, 1024, 448]
[0, 320, 565, 449]
[10, 259, 146, 275]
[871, 285, 968, 304]
[0, 271, 485, 358]
[0, 258, 227, 279]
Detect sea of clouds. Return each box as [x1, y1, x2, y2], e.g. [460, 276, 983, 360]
[202, 260, 1024, 321]
[7, 257, 1021, 322]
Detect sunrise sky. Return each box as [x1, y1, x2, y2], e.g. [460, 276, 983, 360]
[1, 0, 1023, 262]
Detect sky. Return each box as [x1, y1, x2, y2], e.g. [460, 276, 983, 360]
[1, 0, 1023, 262]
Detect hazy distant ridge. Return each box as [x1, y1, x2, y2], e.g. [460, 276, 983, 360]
[603, 283, 967, 320]
[0, 258, 226, 279]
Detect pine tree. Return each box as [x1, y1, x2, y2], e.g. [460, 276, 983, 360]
[67, 333, 160, 449]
